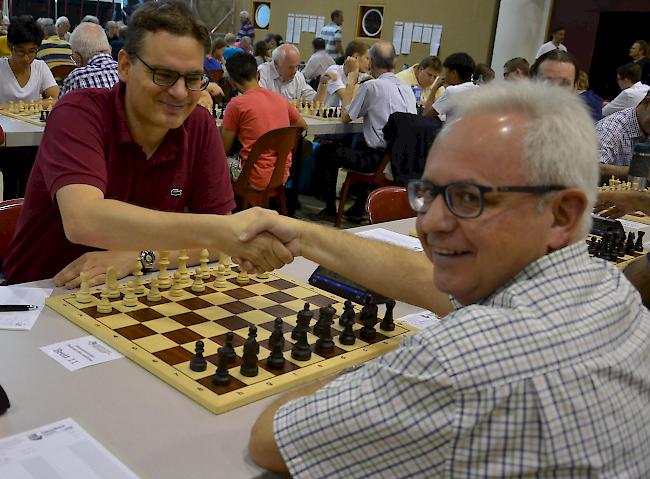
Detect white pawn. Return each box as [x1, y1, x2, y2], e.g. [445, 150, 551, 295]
[147, 277, 162, 302]
[218, 251, 231, 273]
[75, 271, 93, 304]
[213, 264, 228, 289]
[200, 249, 210, 279]
[122, 281, 139, 307]
[178, 249, 190, 283]
[157, 251, 171, 289]
[256, 270, 270, 280]
[236, 268, 249, 285]
[97, 290, 113, 314]
[170, 271, 184, 297]
[191, 269, 205, 292]
[106, 266, 120, 298]
[133, 259, 146, 294]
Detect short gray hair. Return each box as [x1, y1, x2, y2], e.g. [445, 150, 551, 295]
[81, 15, 100, 24]
[272, 43, 299, 64]
[453, 80, 598, 237]
[240, 11, 250, 18]
[70, 22, 111, 64]
[55, 16, 70, 27]
[36, 17, 54, 28]
[369, 42, 395, 70]
[42, 23, 57, 37]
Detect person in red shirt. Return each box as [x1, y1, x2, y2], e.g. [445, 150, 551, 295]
[2, 1, 292, 287]
[221, 53, 307, 190]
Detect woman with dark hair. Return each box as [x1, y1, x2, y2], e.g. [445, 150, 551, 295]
[253, 40, 268, 66]
[0, 16, 59, 103]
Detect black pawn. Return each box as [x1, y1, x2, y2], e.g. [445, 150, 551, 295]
[240, 326, 259, 377]
[635, 231, 645, 252]
[212, 348, 231, 386]
[338, 316, 356, 345]
[380, 300, 396, 331]
[222, 332, 237, 364]
[625, 232, 636, 256]
[266, 318, 286, 369]
[291, 330, 312, 361]
[339, 300, 354, 327]
[189, 340, 208, 371]
[359, 296, 378, 340]
[39, 110, 46, 122]
[314, 310, 334, 354]
[292, 303, 313, 340]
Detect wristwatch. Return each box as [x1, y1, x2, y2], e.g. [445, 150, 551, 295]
[139, 250, 156, 272]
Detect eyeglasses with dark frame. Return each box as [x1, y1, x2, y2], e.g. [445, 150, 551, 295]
[407, 179, 566, 219]
[132, 52, 209, 91]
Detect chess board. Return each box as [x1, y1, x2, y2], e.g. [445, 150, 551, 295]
[587, 234, 647, 269]
[45, 266, 418, 414]
[0, 109, 46, 127]
[301, 112, 343, 122]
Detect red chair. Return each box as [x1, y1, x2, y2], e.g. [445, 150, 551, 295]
[366, 186, 416, 224]
[233, 126, 304, 215]
[0, 198, 23, 261]
[0, 125, 4, 145]
[51, 64, 76, 82]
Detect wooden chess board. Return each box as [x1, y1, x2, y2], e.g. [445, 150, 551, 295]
[46, 266, 418, 414]
[0, 109, 47, 127]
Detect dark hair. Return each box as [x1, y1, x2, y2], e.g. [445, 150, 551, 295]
[344, 40, 368, 58]
[254, 40, 268, 58]
[530, 49, 579, 84]
[312, 37, 326, 50]
[418, 56, 441, 71]
[7, 16, 44, 47]
[549, 26, 565, 41]
[617, 63, 642, 83]
[474, 63, 495, 83]
[225, 52, 258, 84]
[504, 57, 529, 76]
[264, 33, 283, 46]
[331, 10, 342, 21]
[443, 52, 475, 82]
[124, 0, 210, 56]
[634, 40, 649, 57]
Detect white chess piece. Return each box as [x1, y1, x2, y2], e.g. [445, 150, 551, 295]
[76, 271, 93, 304]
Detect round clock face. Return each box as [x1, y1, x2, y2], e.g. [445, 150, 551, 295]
[255, 4, 271, 29]
[362, 9, 383, 37]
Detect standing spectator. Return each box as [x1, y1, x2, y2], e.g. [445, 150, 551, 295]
[237, 10, 255, 42]
[629, 40, 650, 86]
[60, 22, 119, 96]
[110, 25, 127, 61]
[302, 37, 334, 84]
[253, 40, 268, 66]
[503, 57, 529, 80]
[319, 10, 343, 62]
[56, 16, 70, 41]
[535, 26, 567, 59]
[602, 63, 649, 117]
[37, 23, 76, 70]
[576, 71, 603, 122]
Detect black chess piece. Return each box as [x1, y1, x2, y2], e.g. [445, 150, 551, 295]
[212, 348, 231, 386]
[635, 231, 645, 252]
[626, 232, 636, 256]
[359, 295, 378, 340]
[0, 384, 9, 415]
[314, 310, 334, 354]
[314, 305, 335, 337]
[380, 300, 396, 331]
[189, 340, 208, 372]
[292, 303, 313, 340]
[39, 110, 46, 122]
[211, 103, 217, 119]
[266, 318, 286, 369]
[291, 330, 312, 361]
[339, 300, 354, 327]
[222, 331, 237, 364]
[240, 326, 260, 377]
[338, 315, 356, 345]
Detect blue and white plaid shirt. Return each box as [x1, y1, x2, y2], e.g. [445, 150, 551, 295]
[596, 107, 648, 166]
[60, 53, 120, 97]
[274, 241, 650, 478]
[319, 22, 342, 58]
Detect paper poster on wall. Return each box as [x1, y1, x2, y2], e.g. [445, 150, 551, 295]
[316, 16, 325, 35]
[293, 15, 302, 43]
[308, 16, 317, 32]
[286, 14, 295, 43]
[421, 24, 433, 43]
[302, 15, 311, 32]
[412, 23, 423, 43]
[392, 21, 403, 56]
[401, 22, 414, 54]
[430, 24, 443, 55]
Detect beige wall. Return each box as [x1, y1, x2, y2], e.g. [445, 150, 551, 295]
[234, 0, 499, 66]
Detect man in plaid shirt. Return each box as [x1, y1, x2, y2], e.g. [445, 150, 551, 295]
[60, 22, 119, 96]
[319, 10, 344, 61]
[242, 81, 650, 477]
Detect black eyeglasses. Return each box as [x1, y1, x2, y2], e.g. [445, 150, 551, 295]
[132, 52, 209, 91]
[407, 179, 566, 219]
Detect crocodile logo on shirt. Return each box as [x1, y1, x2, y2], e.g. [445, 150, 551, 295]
[170, 188, 183, 197]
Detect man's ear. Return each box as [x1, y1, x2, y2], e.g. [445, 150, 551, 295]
[117, 49, 131, 83]
[548, 189, 588, 250]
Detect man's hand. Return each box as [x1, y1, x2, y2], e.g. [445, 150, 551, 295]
[343, 56, 359, 76]
[594, 190, 650, 218]
[319, 71, 338, 85]
[54, 251, 139, 289]
[206, 82, 224, 98]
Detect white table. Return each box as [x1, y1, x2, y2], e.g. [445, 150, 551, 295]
[0, 115, 44, 147]
[303, 117, 363, 136]
[0, 219, 420, 478]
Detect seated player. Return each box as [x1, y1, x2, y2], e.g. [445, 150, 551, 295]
[222, 33, 243, 61]
[602, 63, 649, 117]
[2, 1, 292, 287]
[205, 38, 226, 75]
[576, 70, 604, 122]
[424, 52, 478, 121]
[234, 35, 252, 55]
[60, 22, 119, 96]
[110, 25, 127, 61]
[530, 49, 578, 90]
[242, 81, 650, 476]
[473, 63, 495, 84]
[322, 40, 369, 107]
[36, 22, 76, 70]
[395, 55, 445, 106]
[253, 40, 269, 67]
[301, 37, 335, 84]
[221, 53, 307, 189]
[503, 56, 529, 80]
[0, 16, 59, 104]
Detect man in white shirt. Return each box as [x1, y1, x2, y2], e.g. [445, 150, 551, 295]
[535, 26, 567, 59]
[425, 52, 478, 121]
[323, 40, 369, 107]
[301, 37, 334, 84]
[602, 63, 650, 117]
[258, 43, 327, 102]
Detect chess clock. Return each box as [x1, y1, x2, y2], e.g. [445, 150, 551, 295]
[308, 266, 389, 305]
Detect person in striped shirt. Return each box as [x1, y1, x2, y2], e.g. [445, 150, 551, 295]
[36, 23, 75, 70]
[236, 10, 255, 42]
[319, 10, 343, 61]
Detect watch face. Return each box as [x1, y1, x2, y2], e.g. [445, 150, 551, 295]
[141, 251, 156, 266]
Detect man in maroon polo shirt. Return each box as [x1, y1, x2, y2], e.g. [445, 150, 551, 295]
[3, 1, 292, 287]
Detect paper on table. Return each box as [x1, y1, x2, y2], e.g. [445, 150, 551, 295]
[293, 15, 302, 44]
[308, 16, 317, 32]
[355, 228, 423, 252]
[412, 23, 423, 43]
[316, 16, 325, 35]
[392, 22, 403, 57]
[286, 14, 295, 43]
[401, 22, 414, 54]
[41, 335, 123, 372]
[0, 418, 139, 479]
[421, 24, 433, 43]
[0, 286, 53, 330]
[399, 310, 440, 329]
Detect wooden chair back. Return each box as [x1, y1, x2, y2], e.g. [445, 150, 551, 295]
[51, 64, 76, 81]
[367, 186, 416, 224]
